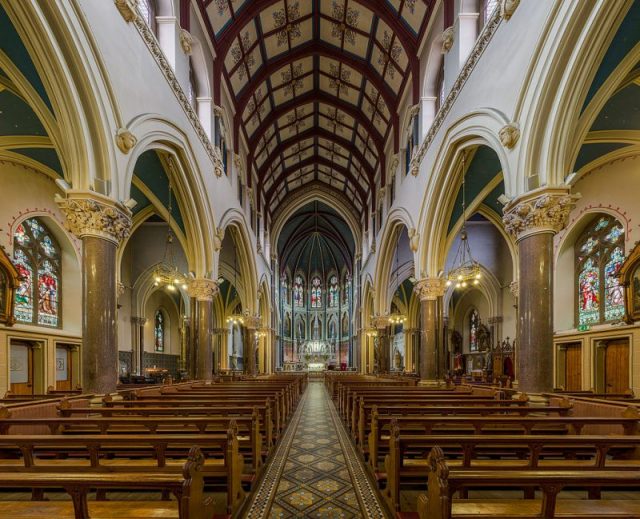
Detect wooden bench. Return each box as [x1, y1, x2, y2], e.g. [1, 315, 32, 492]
[356, 400, 572, 450]
[0, 414, 263, 472]
[0, 431, 245, 515]
[367, 410, 640, 473]
[0, 445, 223, 519]
[406, 446, 640, 519]
[381, 421, 640, 512]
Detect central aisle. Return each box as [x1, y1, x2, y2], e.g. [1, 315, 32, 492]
[245, 381, 388, 518]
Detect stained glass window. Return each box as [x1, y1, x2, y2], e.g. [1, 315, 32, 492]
[293, 275, 304, 307]
[329, 276, 339, 307]
[576, 215, 625, 325]
[154, 310, 164, 352]
[13, 218, 61, 327]
[311, 277, 322, 308]
[469, 309, 479, 352]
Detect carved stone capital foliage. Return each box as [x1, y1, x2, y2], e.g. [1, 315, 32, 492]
[372, 315, 390, 330]
[55, 194, 132, 245]
[509, 280, 519, 299]
[500, 0, 520, 20]
[442, 26, 454, 53]
[502, 188, 579, 242]
[213, 227, 225, 252]
[188, 279, 219, 301]
[499, 123, 520, 149]
[116, 128, 137, 154]
[243, 313, 262, 330]
[414, 277, 446, 301]
[408, 228, 419, 252]
[213, 146, 224, 177]
[114, 0, 138, 22]
[179, 29, 193, 54]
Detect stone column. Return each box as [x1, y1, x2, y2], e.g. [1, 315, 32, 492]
[503, 188, 577, 393]
[188, 279, 218, 381]
[56, 193, 132, 394]
[373, 316, 390, 373]
[414, 278, 446, 383]
[244, 315, 261, 376]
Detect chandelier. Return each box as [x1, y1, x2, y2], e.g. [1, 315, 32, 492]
[153, 178, 188, 292]
[388, 314, 407, 325]
[226, 315, 244, 325]
[445, 152, 481, 290]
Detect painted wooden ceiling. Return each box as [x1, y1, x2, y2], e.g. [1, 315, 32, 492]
[198, 0, 434, 216]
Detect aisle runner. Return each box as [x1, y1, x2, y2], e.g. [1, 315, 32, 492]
[245, 381, 387, 518]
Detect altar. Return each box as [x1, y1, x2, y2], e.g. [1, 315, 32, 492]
[284, 340, 337, 372]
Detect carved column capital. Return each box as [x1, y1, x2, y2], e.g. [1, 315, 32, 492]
[55, 192, 132, 246]
[188, 278, 219, 301]
[509, 280, 519, 299]
[243, 313, 262, 330]
[372, 315, 390, 330]
[414, 277, 446, 301]
[502, 187, 579, 242]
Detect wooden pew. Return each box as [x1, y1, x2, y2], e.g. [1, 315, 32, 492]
[356, 399, 572, 450]
[0, 445, 220, 519]
[408, 446, 640, 519]
[381, 421, 640, 513]
[0, 430, 245, 516]
[0, 414, 263, 473]
[367, 410, 640, 473]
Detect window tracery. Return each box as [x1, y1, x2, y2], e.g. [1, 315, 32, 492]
[576, 215, 625, 325]
[13, 218, 61, 327]
[154, 310, 165, 352]
[469, 308, 479, 352]
[311, 276, 322, 308]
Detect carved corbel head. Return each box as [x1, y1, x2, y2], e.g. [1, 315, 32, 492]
[116, 128, 137, 154]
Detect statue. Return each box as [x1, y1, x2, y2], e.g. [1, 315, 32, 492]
[394, 348, 403, 370]
[478, 324, 491, 352]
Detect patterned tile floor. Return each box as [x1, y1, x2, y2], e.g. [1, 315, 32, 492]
[245, 381, 388, 518]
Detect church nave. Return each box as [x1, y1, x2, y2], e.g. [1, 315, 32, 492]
[246, 381, 386, 518]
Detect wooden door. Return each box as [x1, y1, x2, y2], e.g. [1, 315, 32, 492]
[55, 346, 72, 391]
[605, 338, 630, 394]
[10, 343, 33, 395]
[565, 343, 582, 391]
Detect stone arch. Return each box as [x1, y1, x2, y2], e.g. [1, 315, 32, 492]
[417, 112, 512, 277]
[516, 1, 638, 191]
[270, 191, 362, 256]
[374, 214, 417, 315]
[8, 212, 82, 333]
[2, 1, 120, 193]
[120, 116, 217, 276]
[218, 210, 259, 315]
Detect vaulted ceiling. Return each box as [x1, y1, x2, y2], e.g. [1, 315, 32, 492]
[197, 0, 434, 216]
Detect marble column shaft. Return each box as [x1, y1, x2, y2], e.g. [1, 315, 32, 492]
[517, 232, 554, 392]
[414, 278, 445, 382]
[503, 187, 577, 393]
[56, 193, 131, 395]
[195, 299, 213, 380]
[82, 236, 118, 393]
[188, 279, 218, 382]
[419, 298, 438, 380]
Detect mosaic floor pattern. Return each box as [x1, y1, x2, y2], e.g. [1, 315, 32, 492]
[245, 381, 388, 518]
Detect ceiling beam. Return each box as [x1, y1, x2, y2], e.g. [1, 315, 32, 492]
[247, 90, 385, 165]
[234, 40, 398, 122]
[264, 155, 367, 203]
[256, 127, 376, 185]
[212, 0, 417, 64]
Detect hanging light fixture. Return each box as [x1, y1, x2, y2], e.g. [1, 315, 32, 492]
[445, 151, 481, 290]
[152, 177, 188, 292]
